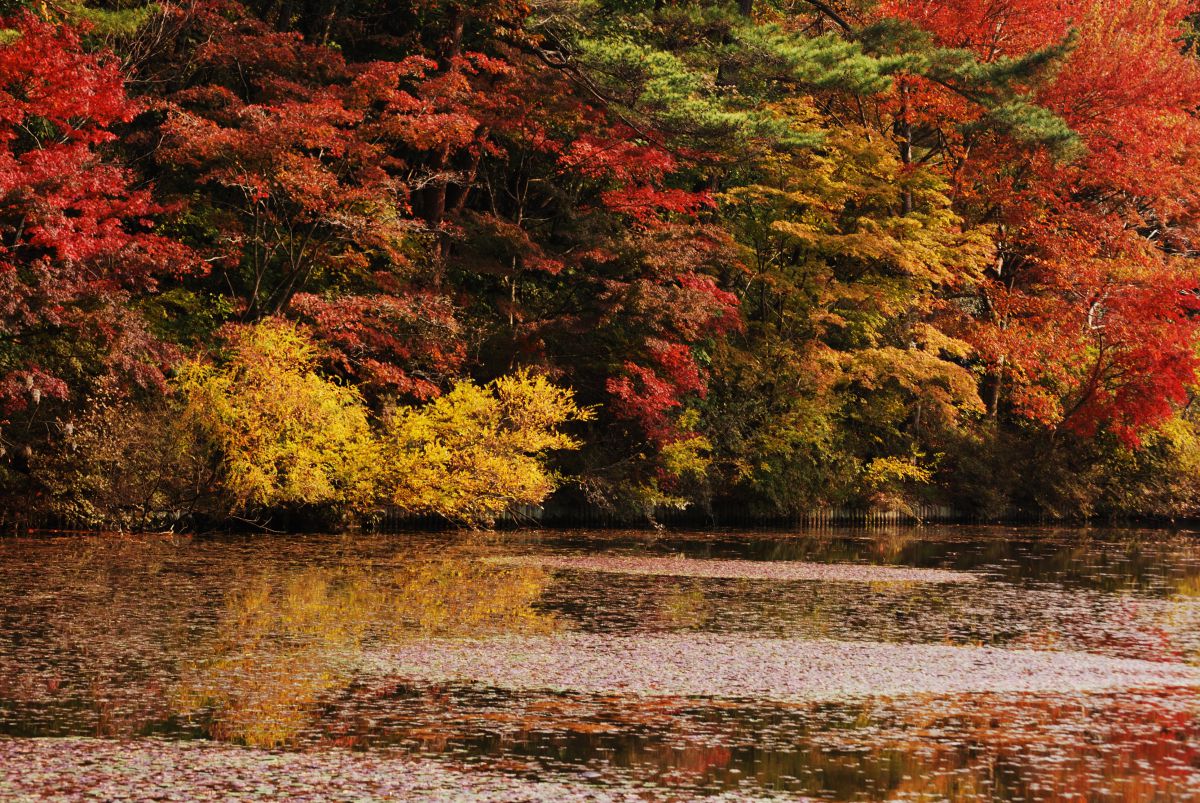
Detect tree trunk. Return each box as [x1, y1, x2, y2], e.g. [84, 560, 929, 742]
[898, 83, 913, 215]
[424, 5, 466, 254]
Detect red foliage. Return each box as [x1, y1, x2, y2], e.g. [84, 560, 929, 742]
[558, 135, 679, 182]
[597, 227, 742, 445]
[599, 186, 716, 224]
[290, 290, 464, 399]
[882, 0, 1200, 442]
[559, 133, 716, 225]
[155, 0, 474, 394]
[0, 16, 193, 414]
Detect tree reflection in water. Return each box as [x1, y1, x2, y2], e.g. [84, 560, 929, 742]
[174, 557, 553, 746]
[0, 528, 1197, 799]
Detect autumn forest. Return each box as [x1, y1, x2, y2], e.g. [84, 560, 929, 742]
[4, 0, 1200, 529]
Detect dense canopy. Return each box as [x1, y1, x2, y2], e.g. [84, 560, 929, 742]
[4, 0, 1200, 527]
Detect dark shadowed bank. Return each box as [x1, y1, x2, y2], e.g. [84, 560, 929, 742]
[8, 501, 1200, 537]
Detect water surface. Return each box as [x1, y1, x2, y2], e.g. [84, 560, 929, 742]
[1, 526, 1197, 800]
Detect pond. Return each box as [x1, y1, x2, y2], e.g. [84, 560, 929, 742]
[0, 526, 1198, 801]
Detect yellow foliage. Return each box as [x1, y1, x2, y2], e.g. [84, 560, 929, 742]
[660, 434, 713, 480]
[379, 369, 592, 526]
[864, 455, 934, 489]
[847, 347, 986, 420]
[174, 319, 379, 512]
[623, 433, 715, 514]
[174, 321, 588, 524]
[1154, 415, 1200, 476]
[708, 100, 992, 513]
[721, 107, 995, 313]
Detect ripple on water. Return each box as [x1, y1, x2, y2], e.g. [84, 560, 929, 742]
[309, 683, 1200, 799]
[1, 529, 1198, 801]
[0, 737, 810, 802]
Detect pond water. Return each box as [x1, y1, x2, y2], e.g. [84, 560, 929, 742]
[0, 526, 1198, 801]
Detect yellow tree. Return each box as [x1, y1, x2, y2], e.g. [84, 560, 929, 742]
[175, 320, 379, 513]
[711, 101, 993, 510]
[379, 370, 592, 526]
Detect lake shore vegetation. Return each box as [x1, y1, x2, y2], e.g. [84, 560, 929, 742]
[3, 0, 1200, 528]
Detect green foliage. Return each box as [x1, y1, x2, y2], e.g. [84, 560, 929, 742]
[64, 2, 160, 37]
[0, 1, 160, 38]
[859, 17, 1084, 159]
[975, 99, 1083, 160]
[556, 2, 896, 154]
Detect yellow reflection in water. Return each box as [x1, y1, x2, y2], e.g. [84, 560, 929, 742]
[174, 556, 553, 747]
[868, 531, 917, 563]
[660, 589, 709, 628]
[1163, 572, 1200, 666]
[1171, 573, 1200, 599]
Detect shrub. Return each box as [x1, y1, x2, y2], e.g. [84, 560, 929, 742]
[174, 320, 379, 514]
[32, 387, 215, 531]
[379, 370, 592, 526]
